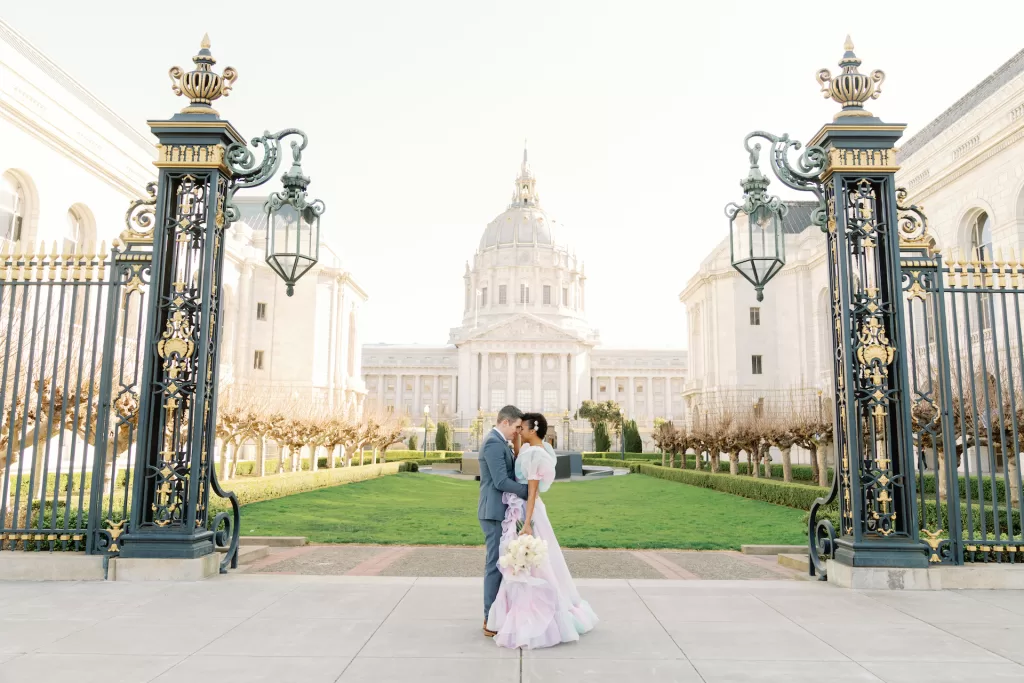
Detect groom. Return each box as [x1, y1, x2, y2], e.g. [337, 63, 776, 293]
[478, 404, 530, 637]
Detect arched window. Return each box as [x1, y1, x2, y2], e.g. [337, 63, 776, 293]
[65, 208, 82, 254]
[970, 212, 994, 332]
[971, 212, 993, 261]
[0, 176, 24, 245]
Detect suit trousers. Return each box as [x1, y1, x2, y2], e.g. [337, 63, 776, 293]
[480, 518, 502, 619]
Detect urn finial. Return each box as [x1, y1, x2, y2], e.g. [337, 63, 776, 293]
[816, 36, 885, 120]
[168, 35, 238, 116]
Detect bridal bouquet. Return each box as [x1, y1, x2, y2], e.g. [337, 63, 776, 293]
[498, 534, 549, 577]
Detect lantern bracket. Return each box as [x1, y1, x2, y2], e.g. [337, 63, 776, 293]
[742, 131, 828, 231]
[223, 128, 310, 223]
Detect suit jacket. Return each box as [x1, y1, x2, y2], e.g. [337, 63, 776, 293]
[478, 428, 529, 521]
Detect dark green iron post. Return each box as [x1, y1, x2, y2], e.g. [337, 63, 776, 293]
[119, 37, 242, 560]
[729, 38, 928, 576]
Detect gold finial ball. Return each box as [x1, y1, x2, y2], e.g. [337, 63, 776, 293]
[816, 36, 885, 120]
[168, 34, 238, 116]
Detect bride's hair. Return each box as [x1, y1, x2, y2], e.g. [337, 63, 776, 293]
[521, 412, 548, 439]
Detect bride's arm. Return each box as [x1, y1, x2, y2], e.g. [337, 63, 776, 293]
[520, 479, 539, 536]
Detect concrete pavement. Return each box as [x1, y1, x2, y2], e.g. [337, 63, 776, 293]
[1, 575, 1024, 681]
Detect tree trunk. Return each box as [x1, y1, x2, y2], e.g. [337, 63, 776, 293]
[1007, 451, 1019, 506]
[328, 444, 336, 469]
[746, 451, 753, 477]
[373, 447, 379, 465]
[752, 449, 760, 478]
[729, 451, 738, 476]
[810, 446, 820, 485]
[763, 446, 772, 479]
[310, 445, 319, 472]
[257, 438, 266, 477]
[662, 450, 666, 468]
[277, 446, 286, 474]
[229, 440, 240, 479]
[711, 452, 720, 472]
[359, 447, 366, 467]
[816, 443, 828, 486]
[936, 446, 948, 502]
[291, 446, 300, 472]
[781, 446, 793, 483]
[217, 439, 228, 482]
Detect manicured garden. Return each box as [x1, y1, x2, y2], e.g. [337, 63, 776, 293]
[238, 472, 808, 549]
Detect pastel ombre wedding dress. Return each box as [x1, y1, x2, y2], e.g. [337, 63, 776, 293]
[486, 441, 598, 649]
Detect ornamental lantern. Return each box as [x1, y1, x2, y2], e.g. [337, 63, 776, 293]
[725, 146, 787, 302]
[264, 157, 323, 296]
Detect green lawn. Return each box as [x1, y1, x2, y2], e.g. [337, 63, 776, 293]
[240, 473, 808, 550]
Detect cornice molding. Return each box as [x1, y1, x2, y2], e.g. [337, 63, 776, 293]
[0, 101, 149, 198]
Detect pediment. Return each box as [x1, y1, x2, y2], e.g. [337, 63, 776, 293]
[465, 314, 584, 344]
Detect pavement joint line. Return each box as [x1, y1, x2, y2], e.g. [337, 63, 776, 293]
[344, 546, 415, 576]
[241, 545, 314, 573]
[333, 579, 416, 682]
[629, 550, 696, 580]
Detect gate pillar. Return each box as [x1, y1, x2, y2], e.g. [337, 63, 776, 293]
[118, 38, 241, 560]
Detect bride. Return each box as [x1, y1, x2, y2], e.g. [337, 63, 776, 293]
[486, 412, 598, 649]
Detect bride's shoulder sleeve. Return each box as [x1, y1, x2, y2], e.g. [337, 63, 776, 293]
[523, 445, 556, 485]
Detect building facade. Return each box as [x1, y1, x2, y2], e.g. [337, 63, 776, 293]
[363, 150, 687, 448]
[680, 47, 1024, 422]
[0, 19, 367, 414]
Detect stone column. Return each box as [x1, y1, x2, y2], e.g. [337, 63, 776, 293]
[480, 352, 489, 411]
[533, 353, 542, 410]
[233, 262, 253, 385]
[628, 375, 636, 416]
[507, 351, 516, 407]
[413, 374, 422, 415]
[396, 374, 404, 414]
[558, 353, 568, 412]
[647, 375, 655, 420]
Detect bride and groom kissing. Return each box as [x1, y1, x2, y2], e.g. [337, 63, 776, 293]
[478, 405, 597, 649]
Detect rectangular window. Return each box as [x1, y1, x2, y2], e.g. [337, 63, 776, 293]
[404, 401, 413, 415]
[516, 389, 532, 409]
[543, 389, 558, 412]
[520, 284, 530, 304]
[617, 384, 624, 393]
[562, 287, 568, 306]
[599, 384, 607, 393]
[750, 307, 761, 326]
[499, 285, 507, 305]
[543, 285, 552, 305]
[481, 287, 488, 306]
[490, 389, 506, 411]
[636, 383, 644, 393]
[253, 350, 265, 370]
[256, 302, 268, 321]
[752, 355, 763, 375]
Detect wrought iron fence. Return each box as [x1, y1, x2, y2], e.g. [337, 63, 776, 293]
[0, 240, 147, 554]
[903, 249, 1024, 564]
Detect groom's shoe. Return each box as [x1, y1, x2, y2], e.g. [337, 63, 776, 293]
[483, 620, 496, 638]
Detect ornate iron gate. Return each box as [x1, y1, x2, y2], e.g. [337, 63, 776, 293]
[903, 237, 1024, 565]
[0, 185, 238, 569]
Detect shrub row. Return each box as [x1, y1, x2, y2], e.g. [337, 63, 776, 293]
[383, 450, 462, 460]
[581, 452, 661, 461]
[638, 464, 829, 510]
[211, 461, 412, 511]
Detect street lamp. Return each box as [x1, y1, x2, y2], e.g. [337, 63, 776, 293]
[423, 405, 430, 457]
[725, 146, 788, 302]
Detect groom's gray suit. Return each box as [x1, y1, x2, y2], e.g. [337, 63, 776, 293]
[479, 428, 529, 619]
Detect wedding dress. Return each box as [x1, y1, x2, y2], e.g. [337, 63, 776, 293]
[486, 441, 598, 649]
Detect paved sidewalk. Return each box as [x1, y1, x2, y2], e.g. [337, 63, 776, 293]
[244, 545, 803, 581]
[2, 575, 1024, 682]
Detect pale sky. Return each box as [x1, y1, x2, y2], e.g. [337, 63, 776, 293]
[4, 1, 1024, 348]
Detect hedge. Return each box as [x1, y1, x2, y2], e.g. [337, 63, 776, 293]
[582, 452, 661, 461]
[638, 464, 829, 510]
[210, 461, 413, 511]
[383, 450, 462, 460]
